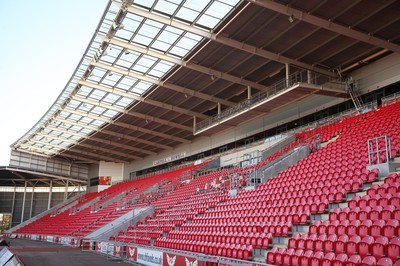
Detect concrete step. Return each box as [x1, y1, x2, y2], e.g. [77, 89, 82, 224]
[252, 256, 267, 263]
[291, 225, 309, 233]
[272, 236, 289, 245]
[253, 248, 267, 258]
[328, 202, 348, 210]
[269, 243, 287, 249]
[310, 213, 329, 221]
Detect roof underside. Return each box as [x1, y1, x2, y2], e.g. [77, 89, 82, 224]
[11, 0, 400, 163]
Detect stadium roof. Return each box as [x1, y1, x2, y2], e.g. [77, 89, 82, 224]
[11, 0, 400, 164]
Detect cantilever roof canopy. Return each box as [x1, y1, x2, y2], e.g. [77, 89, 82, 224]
[11, 0, 400, 163]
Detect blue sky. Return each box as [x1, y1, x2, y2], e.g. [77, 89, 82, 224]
[0, 0, 108, 165]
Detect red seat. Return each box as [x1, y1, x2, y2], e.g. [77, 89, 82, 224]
[315, 234, 327, 252]
[370, 219, 385, 238]
[305, 234, 317, 251]
[332, 253, 348, 266]
[347, 235, 361, 255]
[377, 257, 393, 266]
[383, 220, 399, 238]
[291, 248, 304, 266]
[324, 234, 337, 253]
[321, 252, 335, 266]
[266, 247, 278, 265]
[358, 220, 373, 237]
[334, 235, 349, 254]
[310, 251, 324, 265]
[358, 236, 374, 258]
[362, 256, 377, 266]
[300, 250, 313, 266]
[288, 234, 300, 249]
[282, 248, 295, 265]
[387, 241, 400, 262]
[347, 254, 362, 266]
[372, 236, 389, 259]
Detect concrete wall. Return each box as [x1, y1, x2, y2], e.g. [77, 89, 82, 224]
[351, 53, 400, 95]
[99, 161, 124, 184]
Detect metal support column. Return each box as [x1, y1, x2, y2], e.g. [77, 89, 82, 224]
[285, 64, 290, 87]
[47, 180, 53, 210]
[21, 181, 27, 223]
[64, 180, 69, 201]
[307, 70, 312, 84]
[11, 185, 16, 221]
[247, 86, 251, 99]
[193, 116, 197, 132]
[29, 186, 35, 219]
[217, 102, 221, 115]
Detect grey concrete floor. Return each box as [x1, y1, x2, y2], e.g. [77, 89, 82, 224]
[7, 238, 133, 266]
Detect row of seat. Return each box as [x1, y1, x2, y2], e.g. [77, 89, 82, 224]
[267, 247, 397, 266]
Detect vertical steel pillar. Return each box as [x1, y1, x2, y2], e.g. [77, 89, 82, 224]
[29, 186, 34, 219]
[21, 181, 27, 223]
[47, 180, 53, 210]
[285, 64, 290, 87]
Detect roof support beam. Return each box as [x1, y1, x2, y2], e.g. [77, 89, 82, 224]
[76, 142, 142, 161]
[66, 108, 112, 123]
[12, 172, 35, 187]
[18, 144, 60, 157]
[112, 120, 190, 144]
[14, 147, 53, 158]
[58, 151, 104, 163]
[101, 129, 173, 150]
[127, 110, 192, 132]
[90, 136, 157, 155]
[78, 80, 208, 119]
[91, 59, 235, 107]
[65, 107, 191, 143]
[65, 108, 191, 143]
[124, 4, 336, 77]
[66, 101, 192, 134]
[56, 153, 98, 164]
[5, 167, 89, 183]
[54, 111, 167, 152]
[106, 38, 264, 92]
[37, 132, 142, 160]
[61, 147, 127, 163]
[247, 0, 400, 54]
[54, 116, 101, 131]
[46, 124, 157, 155]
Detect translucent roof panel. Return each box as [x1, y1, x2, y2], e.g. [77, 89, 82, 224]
[11, 0, 241, 158]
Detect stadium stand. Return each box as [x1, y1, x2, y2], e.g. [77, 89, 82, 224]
[2, 1, 400, 266]
[6, 100, 399, 265]
[14, 163, 205, 237]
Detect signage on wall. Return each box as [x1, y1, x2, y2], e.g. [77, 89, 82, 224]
[153, 152, 186, 166]
[99, 176, 112, 185]
[137, 247, 163, 266]
[163, 253, 203, 266]
[126, 245, 137, 261]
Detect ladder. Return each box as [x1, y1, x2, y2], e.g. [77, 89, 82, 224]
[347, 80, 363, 113]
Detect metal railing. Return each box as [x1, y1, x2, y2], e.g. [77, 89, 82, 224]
[257, 144, 311, 184]
[195, 70, 346, 133]
[90, 206, 154, 241]
[382, 91, 400, 106]
[368, 135, 393, 165]
[286, 100, 377, 138]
